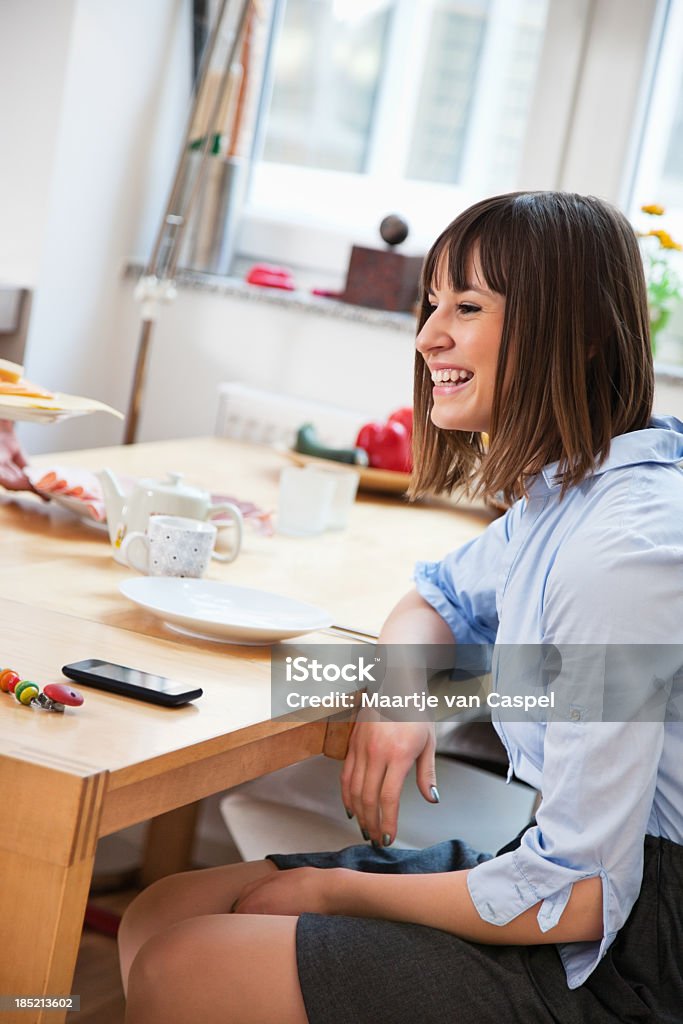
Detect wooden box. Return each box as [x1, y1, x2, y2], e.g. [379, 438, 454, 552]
[341, 245, 424, 313]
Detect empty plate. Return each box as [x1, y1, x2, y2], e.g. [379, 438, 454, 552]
[119, 577, 333, 645]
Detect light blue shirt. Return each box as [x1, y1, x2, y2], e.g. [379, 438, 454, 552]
[414, 415, 683, 988]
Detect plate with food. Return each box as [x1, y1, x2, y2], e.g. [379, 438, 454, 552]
[26, 466, 108, 527]
[287, 449, 411, 494]
[0, 359, 123, 423]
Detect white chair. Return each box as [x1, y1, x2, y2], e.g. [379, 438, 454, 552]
[219, 749, 536, 861]
[215, 381, 369, 448]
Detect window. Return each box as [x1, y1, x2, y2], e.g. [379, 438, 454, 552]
[246, 0, 550, 263]
[628, 0, 683, 365]
[238, 0, 664, 287]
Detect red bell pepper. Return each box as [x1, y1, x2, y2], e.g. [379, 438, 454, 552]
[387, 406, 413, 438]
[355, 419, 412, 473]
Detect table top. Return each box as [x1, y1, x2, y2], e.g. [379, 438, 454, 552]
[0, 437, 493, 796]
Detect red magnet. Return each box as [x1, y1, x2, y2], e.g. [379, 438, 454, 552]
[37, 683, 85, 712]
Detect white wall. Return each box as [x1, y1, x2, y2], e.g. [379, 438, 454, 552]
[0, 0, 191, 455]
[120, 282, 415, 442]
[0, 0, 76, 285]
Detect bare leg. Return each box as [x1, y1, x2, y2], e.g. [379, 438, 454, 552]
[125, 913, 308, 1024]
[118, 859, 277, 993]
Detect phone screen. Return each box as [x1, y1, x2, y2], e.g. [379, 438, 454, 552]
[80, 661, 191, 694]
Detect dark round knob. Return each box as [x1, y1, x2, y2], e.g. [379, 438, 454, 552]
[379, 214, 409, 247]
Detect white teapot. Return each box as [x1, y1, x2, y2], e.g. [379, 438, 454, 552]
[99, 469, 243, 565]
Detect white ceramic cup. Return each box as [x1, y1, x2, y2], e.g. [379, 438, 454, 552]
[304, 464, 360, 530]
[277, 466, 336, 537]
[120, 515, 219, 578]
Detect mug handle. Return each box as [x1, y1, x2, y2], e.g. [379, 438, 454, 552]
[206, 503, 243, 563]
[120, 531, 151, 573]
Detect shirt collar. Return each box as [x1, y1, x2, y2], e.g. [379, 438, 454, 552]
[532, 415, 683, 494]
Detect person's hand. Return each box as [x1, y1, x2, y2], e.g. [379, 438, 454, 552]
[232, 866, 344, 917]
[0, 420, 33, 492]
[341, 709, 438, 847]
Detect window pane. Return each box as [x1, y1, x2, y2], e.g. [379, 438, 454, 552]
[659, 70, 683, 209]
[405, 1, 488, 184]
[406, 0, 548, 189]
[262, 0, 393, 172]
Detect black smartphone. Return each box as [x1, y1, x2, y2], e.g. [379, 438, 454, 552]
[61, 659, 203, 707]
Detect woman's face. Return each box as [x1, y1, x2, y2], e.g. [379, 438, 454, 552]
[416, 251, 505, 434]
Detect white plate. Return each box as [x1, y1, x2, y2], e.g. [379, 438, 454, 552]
[0, 393, 123, 424]
[119, 578, 333, 645]
[0, 401, 79, 424]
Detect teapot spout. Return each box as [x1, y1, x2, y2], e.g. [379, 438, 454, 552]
[98, 468, 126, 546]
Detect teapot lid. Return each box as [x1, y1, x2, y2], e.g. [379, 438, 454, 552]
[137, 472, 206, 499]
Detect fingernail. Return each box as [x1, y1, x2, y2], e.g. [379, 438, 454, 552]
[371, 840, 382, 851]
[361, 828, 370, 841]
[345, 807, 354, 819]
[382, 833, 392, 847]
[430, 785, 440, 803]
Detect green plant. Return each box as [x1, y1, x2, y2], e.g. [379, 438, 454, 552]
[637, 204, 682, 355]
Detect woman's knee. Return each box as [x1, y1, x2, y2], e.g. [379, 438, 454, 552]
[125, 920, 201, 1023]
[124, 914, 304, 1024]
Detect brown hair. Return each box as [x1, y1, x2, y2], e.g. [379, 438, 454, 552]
[410, 191, 654, 505]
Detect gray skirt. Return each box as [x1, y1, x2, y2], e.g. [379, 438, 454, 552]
[268, 830, 683, 1024]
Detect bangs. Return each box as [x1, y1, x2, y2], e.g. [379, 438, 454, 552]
[421, 201, 512, 299]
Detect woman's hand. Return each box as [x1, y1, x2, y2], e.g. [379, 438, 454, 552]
[232, 866, 344, 917]
[0, 420, 33, 492]
[341, 710, 438, 847]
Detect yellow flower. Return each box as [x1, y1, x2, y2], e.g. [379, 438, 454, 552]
[641, 203, 665, 216]
[648, 228, 683, 251]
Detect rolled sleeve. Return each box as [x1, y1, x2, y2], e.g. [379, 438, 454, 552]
[467, 718, 663, 987]
[468, 534, 675, 988]
[414, 504, 521, 646]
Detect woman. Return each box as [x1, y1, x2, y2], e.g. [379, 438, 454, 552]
[118, 192, 683, 1023]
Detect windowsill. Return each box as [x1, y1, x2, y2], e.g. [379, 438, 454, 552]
[653, 361, 683, 384]
[125, 264, 416, 333]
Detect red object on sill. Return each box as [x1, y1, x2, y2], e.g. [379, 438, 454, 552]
[246, 264, 296, 291]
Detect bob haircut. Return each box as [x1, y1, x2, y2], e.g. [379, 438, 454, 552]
[410, 191, 654, 505]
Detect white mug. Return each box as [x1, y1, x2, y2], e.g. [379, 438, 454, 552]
[120, 515, 221, 578]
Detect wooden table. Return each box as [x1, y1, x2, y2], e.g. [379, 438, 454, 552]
[0, 438, 492, 1022]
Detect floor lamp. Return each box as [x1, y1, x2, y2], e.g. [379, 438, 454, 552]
[124, 0, 254, 445]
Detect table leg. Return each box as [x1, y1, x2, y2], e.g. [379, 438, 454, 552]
[0, 754, 107, 1024]
[140, 802, 200, 887]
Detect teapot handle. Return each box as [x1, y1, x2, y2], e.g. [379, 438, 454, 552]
[205, 503, 243, 563]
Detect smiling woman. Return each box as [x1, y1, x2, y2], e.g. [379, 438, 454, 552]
[118, 192, 683, 1024]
